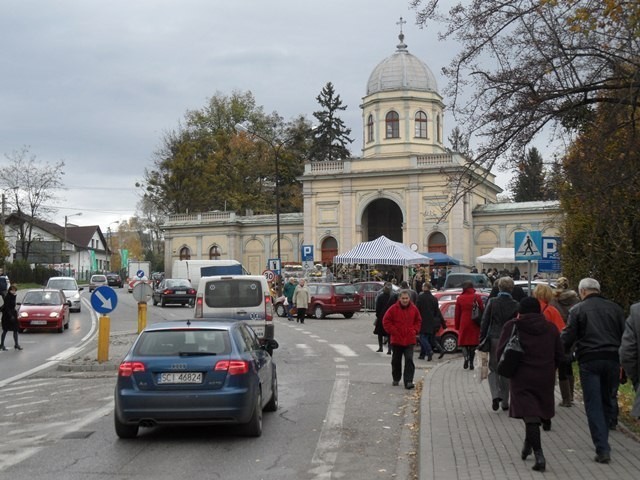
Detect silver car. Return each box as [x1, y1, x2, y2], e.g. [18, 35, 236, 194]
[46, 276, 84, 312]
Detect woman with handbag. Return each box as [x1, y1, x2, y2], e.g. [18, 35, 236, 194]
[479, 276, 519, 412]
[454, 281, 484, 370]
[496, 297, 564, 473]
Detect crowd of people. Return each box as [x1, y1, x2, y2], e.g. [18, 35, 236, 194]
[373, 269, 640, 474]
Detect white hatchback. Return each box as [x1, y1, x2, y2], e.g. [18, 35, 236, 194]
[46, 276, 84, 312]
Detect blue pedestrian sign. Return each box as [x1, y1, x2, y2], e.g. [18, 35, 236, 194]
[514, 231, 542, 261]
[91, 285, 118, 314]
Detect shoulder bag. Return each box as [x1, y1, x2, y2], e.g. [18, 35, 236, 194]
[471, 295, 482, 325]
[496, 324, 524, 378]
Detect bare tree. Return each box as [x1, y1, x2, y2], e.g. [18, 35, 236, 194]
[0, 146, 65, 261]
[411, 0, 640, 210]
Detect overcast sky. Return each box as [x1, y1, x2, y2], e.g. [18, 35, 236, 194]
[1, 0, 506, 233]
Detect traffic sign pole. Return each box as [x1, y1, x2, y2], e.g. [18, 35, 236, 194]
[138, 302, 147, 333]
[97, 315, 110, 363]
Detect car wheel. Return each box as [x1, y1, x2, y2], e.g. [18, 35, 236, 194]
[343, 312, 354, 319]
[440, 333, 458, 353]
[152, 297, 158, 306]
[242, 391, 263, 437]
[264, 370, 278, 412]
[64, 319, 69, 329]
[160, 297, 166, 307]
[275, 304, 286, 317]
[114, 413, 139, 439]
[57, 322, 64, 333]
[314, 305, 324, 319]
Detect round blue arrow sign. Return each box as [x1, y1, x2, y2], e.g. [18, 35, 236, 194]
[91, 285, 118, 314]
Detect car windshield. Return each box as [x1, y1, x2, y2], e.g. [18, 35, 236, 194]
[48, 279, 78, 290]
[134, 329, 231, 356]
[23, 291, 63, 305]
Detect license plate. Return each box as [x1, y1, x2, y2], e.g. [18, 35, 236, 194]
[175, 291, 186, 294]
[158, 372, 203, 384]
[31, 320, 47, 325]
[251, 326, 265, 337]
[343, 297, 354, 302]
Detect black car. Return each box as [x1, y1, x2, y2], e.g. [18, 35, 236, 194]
[107, 273, 123, 288]
[153, 278, 196, 307]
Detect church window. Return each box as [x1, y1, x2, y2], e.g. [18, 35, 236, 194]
[436, 115, 441, 142]
[209, 245, 221, 259]
[179, 246, 191, 260]
[367, 114, 374, 143]
[415, 111, 428, 138]
[385, 111, 400, 138]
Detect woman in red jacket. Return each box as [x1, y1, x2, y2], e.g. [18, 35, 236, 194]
[455, 281, 484, 370]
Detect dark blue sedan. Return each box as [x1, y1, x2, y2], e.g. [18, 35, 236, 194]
[114, 320, 279, 438]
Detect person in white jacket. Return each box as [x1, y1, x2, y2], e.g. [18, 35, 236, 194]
[292, 279, 310, 324]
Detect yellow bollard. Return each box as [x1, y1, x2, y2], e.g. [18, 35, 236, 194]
[137, 302, 147, 333]
[97, 315, 111, 363]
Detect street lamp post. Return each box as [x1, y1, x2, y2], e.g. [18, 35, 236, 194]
[235, 123, 285, 266]
[64, 212, 82, 276]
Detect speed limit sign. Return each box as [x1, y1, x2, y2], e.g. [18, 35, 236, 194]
[263, 270, 275, 282]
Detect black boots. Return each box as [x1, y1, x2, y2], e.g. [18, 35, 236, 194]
[468, 348, 475, 370]
[521, 440, 532, 460]
[532, 450, 546, 472]
[559, 379, 572, 407]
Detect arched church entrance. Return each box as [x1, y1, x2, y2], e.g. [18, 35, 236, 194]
[321, 236, 338, 266]
[362, 199, 403, 242]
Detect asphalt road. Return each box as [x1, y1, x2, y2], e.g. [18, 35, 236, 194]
[0, 305, 428, 479]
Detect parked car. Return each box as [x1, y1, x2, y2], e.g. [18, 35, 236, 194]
[45, 276, 83, 312]
[352, 281, 400, 311]
[442, 273, 492, 292]
[17, 289, 71, 333]
[434, 289, 490, 305]
[513, 279, 557, 297]
[436, 300, 459, 353]
[107, 273, 123, 288]
[194, 275, 274, 342]
[152, 278, 196, 307]
[306, 282, 361, 319]
[89, 274, 108, 292]
[114, 320, 279, 438]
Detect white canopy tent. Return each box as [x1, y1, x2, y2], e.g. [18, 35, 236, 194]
[334, 235, 431, 266]
[476, 247, 531, 264]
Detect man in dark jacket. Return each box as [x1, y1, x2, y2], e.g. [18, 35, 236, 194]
[374, 283, 395, 354]
[561, 278, 625, 464]
[416, 283, 445, 361]
[383, 290, 421, 389]
[619, 301, 640, 418]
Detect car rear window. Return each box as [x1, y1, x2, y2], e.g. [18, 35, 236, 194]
[47, 279, 78, 290]
[166, 279, 191, 288]
[134, 329, 231, 356]
[203, 279, 263, 308]
[334, 285, 357, 295]
[91, 275, 107, 282]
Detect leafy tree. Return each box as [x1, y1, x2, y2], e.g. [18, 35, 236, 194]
[560, 101, 640, 310]
[0, 146, 65, 261]
[309, 82, 353, 162]
[0, 228, 9, 265]
[509, 147, 546, 202]
[142, 91, 308, 216]
[411, 0, 640, 209]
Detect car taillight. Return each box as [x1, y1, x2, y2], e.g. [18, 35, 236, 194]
[163, 289, 172, 295]
[195, 296, 203, 317]
[214, 360, 249, 375]
[118, 361, 146, 377]
[188, 289, 196, 295]
[265, 293, 273, 321]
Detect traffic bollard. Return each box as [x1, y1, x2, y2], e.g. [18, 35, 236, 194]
[97, 315, 111, 363]
[138, 302, 147, 333]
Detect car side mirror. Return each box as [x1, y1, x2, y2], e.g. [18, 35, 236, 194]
[67, 301, 72, 306]
[261, 338, 279, 351]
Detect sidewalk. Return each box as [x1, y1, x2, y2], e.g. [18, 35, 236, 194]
[420, 358, 640, 480]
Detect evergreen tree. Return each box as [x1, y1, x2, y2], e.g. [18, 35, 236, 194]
[509, 147, 546, 202]
[310, 82, 353, 162]
[447, 126, 473, 158]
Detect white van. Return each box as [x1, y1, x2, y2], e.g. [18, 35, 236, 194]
[171, 260, 248, 290]
[194, 275, 274, 342]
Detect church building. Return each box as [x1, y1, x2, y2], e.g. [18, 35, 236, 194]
[162, 30, 560, 276]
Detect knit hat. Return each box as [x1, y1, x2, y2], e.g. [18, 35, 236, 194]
[519, 296, 541, 314]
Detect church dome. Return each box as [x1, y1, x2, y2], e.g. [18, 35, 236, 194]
[366, 32, 438, 95]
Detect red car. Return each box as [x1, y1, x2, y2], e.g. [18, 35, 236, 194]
[352, 281, 400, 311]
[436, 300, 459, 353]
[18, 289, 71, 333]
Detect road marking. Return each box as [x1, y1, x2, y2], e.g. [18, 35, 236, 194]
[309, 361, 349, 479]
[331, 344, 357, 357]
